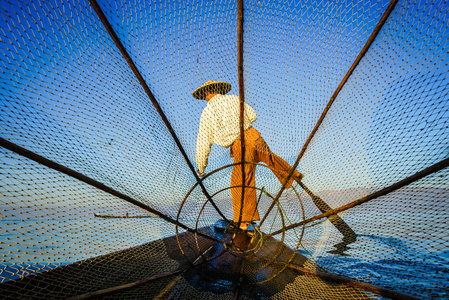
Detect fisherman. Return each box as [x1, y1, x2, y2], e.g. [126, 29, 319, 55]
[193, 80, 303, 231]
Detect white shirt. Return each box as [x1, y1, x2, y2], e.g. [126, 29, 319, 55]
[196, 94, 257, 173]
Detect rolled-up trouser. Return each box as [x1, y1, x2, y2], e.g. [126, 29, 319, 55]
[230, 127, 302, 223]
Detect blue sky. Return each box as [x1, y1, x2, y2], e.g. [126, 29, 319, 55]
[0, 0, 448, 284]
[1, 0, 448, 213]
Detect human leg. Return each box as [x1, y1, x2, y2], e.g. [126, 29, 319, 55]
[230, 162, 258, 223]
[230, 128, 260, 224]
[255, 137, 303, 189]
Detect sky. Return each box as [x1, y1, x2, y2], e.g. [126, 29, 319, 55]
[0, 0, 448, 283]
[0, 0, 448, 213]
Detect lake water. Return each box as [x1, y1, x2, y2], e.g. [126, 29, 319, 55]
[1, 213, 448, 299]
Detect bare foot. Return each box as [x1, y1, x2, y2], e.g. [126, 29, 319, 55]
[239, 223, 249, 230]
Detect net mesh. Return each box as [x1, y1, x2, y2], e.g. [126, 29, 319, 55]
[1, 0, 448, 299]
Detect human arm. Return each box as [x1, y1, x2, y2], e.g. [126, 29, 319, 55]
[244, 102, 257, 123]
[195, 109, 215, 175]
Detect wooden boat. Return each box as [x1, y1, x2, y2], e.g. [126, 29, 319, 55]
[0, 0, 447, 299]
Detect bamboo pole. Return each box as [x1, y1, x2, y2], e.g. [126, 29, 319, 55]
[88, 0, 229, 223]
[69, 267, 185, 300]
[288, 264, 421, 300]
[268, 156, 449, 237]
[258, 0, 399, 228]
[0, 137, 220, 244]
[69, 246, 220, 300]
[237, 0, 246, 228]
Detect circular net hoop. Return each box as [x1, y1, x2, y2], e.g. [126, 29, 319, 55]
[1, 0, 448, 299]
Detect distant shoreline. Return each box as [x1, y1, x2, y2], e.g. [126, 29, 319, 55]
[93, 213, 158, 219]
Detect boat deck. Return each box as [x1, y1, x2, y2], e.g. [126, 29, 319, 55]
[1, 226, 373, 299]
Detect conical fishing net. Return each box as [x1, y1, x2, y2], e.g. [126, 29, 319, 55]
[1, 0, 448, 299]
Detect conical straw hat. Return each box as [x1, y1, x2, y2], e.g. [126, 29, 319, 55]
[192, 80, 232, 100]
